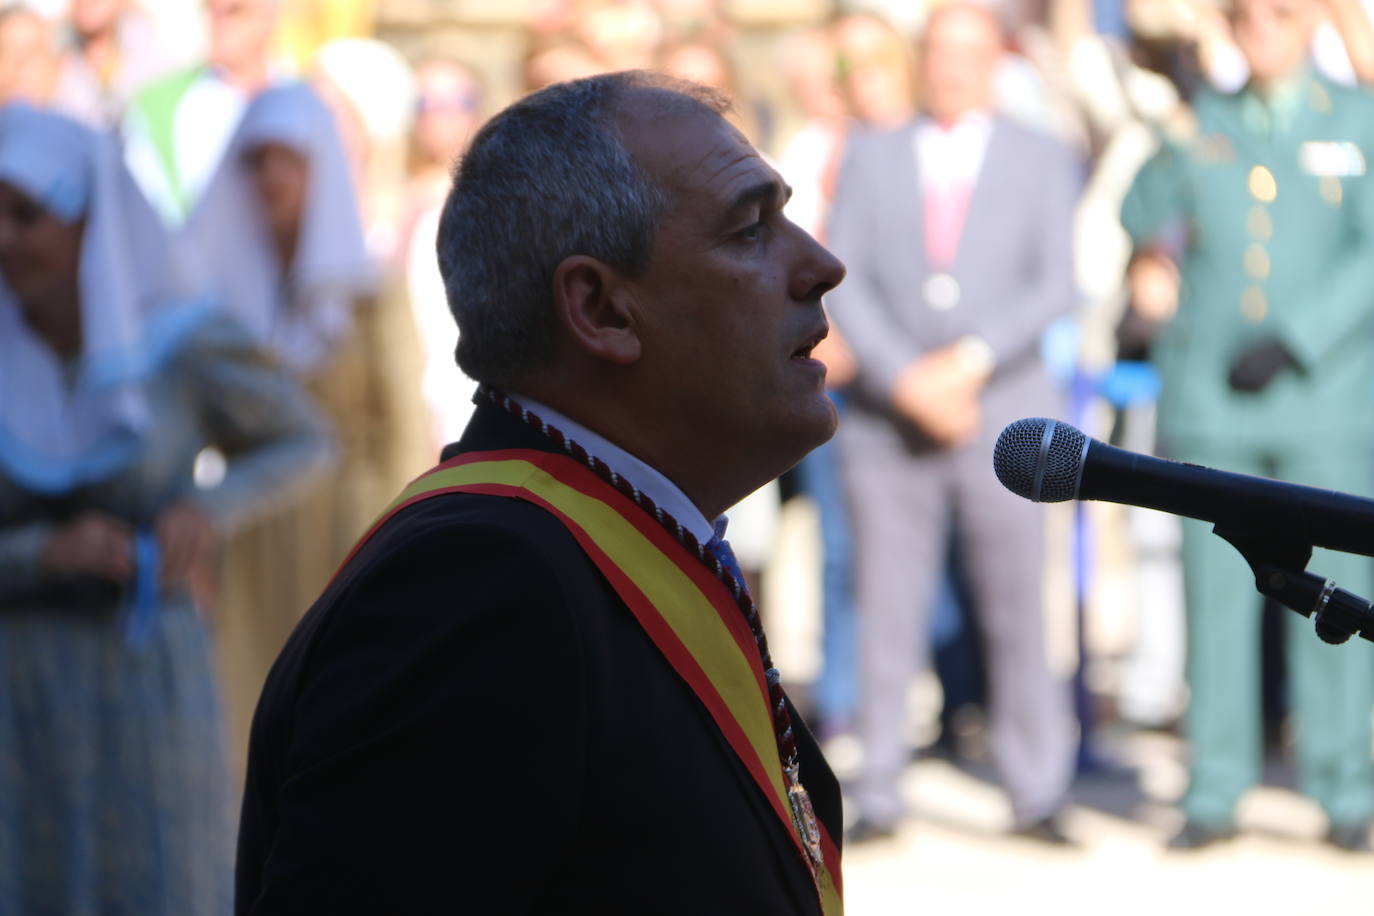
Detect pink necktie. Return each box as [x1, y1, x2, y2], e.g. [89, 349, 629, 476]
[923, 179, 972, 269]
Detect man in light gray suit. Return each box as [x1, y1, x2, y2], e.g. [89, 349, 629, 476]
[827, 2, 1080, 843]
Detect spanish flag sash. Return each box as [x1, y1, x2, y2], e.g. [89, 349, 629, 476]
[345, 448, 843, 914]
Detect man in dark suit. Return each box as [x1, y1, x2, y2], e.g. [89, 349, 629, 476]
[826, 3, 1080, 843]
[235, 72, 847, 913]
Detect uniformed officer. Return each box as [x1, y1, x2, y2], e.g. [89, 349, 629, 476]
[1122, 0, 1374, 851]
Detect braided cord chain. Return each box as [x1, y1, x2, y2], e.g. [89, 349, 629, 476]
[479, 386, 804, 789]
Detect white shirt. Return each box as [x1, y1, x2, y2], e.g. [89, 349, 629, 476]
[509, 393, 724, 546]
[913, 111, 993, 193]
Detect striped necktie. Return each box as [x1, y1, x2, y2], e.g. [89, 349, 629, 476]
[705, 535, 751, 599]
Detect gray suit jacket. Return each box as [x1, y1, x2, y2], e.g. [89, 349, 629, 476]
[826, 116, 1080, 444]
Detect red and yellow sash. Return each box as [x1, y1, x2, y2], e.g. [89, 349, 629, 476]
[344, 449, 843, 914]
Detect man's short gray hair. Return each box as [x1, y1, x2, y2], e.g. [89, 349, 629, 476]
[436, 70, 730, 391]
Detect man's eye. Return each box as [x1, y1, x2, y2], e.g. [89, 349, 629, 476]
[737, 220, 766, 242]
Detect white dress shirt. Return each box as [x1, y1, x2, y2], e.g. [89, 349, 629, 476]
[913, 110, 993, 192]
[509, 393, 724, 546]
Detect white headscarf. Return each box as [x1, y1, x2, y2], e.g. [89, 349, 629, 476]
[182, 80, 376, 374]
[312, 38, 417, 146]
[0, 104, 213, 494]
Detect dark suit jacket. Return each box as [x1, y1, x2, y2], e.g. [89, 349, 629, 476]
[236, 402, 842, 914]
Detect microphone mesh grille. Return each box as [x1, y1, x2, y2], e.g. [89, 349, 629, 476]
[992, 418, 1086, 503]
[1039, 422, 1087, 502]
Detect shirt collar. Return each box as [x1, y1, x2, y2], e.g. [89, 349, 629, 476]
[917, 109, 993, 135]
[1242, 67, 1311, 136]
[508, 392, 723, 545]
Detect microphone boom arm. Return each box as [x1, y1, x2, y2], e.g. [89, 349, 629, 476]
[1214, 527, 1374, 645]
[993, 418, 1374, 645]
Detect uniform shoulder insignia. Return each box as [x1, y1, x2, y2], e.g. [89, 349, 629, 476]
[1298, 140, 1366, 176]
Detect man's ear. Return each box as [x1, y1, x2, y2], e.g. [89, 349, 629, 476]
[551, 254, 642, 366]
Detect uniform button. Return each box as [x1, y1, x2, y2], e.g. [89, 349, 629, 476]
[1243, 243, 1270, 279]
[1246, 206, 1272, 240]
[1320, 176, 1344, 206]
[1241, 286, 1268, 323]
[1248, 165, 1277, 202]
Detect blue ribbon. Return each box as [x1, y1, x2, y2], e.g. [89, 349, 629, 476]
[122, 531, 161, 650]
[1097, 360, 1161, 409]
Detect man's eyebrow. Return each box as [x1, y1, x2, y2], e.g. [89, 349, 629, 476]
[721, 180, 793, 225]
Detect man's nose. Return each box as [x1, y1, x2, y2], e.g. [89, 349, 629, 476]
[792, 233, 846, 302]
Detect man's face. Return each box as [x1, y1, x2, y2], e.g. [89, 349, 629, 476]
[1232, 0, 1315, 83]
[618, 101, 845, 481]
[0, 12, 58, 105]
[836, 16, 914, 127]
[414, 61, 484, 168]
[785, 31, 845, 123]
[71, 0, 125, 37]
[919, 6, 1002, 124]
[206, 0, 275, 72]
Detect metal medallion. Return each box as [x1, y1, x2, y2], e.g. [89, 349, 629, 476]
[923, 272, 961, 311]
[786, 762, 824, 882]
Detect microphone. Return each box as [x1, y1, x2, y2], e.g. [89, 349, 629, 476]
[993, 417, 1374, 559]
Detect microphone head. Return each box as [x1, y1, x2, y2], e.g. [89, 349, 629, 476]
[993, 418, 1087, 503]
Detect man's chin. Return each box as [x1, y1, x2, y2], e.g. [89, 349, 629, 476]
[815, 397, 840, 443]
[789, 395, 840, 458]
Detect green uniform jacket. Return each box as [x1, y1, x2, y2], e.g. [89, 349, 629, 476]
[1122, 74, 1374, 450]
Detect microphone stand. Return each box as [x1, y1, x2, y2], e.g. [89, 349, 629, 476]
[1214, 528, 1374, 645]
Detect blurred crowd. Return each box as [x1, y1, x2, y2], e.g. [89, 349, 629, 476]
[4, 0, 1374, 909]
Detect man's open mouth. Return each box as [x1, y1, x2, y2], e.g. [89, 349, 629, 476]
[791, 328, 827, 360]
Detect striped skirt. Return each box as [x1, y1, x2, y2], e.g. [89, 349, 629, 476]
[0, 599, 233, 915]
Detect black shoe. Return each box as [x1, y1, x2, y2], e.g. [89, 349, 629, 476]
[1011, 816, 1077, 846]
[1167, 821, 1235, 850]
[846, 817, 898, 845]
[1326, 823, 1372, 852]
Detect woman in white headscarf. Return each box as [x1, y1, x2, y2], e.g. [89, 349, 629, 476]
[184, 80, 377, 376]
[183, 80, 418, 763]
[0, 103, 330, 913]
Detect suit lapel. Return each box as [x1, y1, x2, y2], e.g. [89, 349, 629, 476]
[898, 122, 927, 267]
